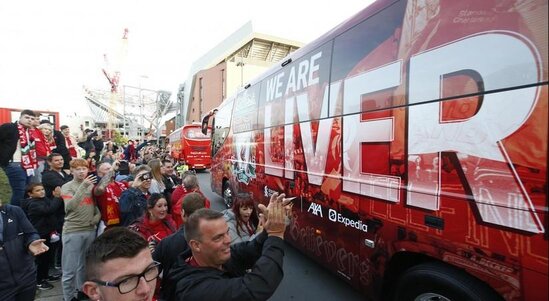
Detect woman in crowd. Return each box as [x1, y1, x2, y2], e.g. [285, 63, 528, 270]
[148, 158, 166, 195]
[31, 120, 55, 183]
[129, 193, 176, 252]
[38, 122, 57, 153]
[84, 149, 97, 173]
[119, 166, 152, 226]
[222, 193, 262, 245]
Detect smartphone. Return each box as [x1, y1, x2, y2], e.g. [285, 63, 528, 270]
[282, 197, 296, 206]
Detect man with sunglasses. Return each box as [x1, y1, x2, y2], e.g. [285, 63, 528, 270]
[119, 168, 152, 226]
[82, 227, 159, 301]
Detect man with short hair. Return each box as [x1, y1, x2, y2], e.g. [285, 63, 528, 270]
[82, 227, 159, 301]
[170, 192, 288, 301]
[41, 152, 72, 271]
[93, 162, 127, 230]
[0, 109, 37, 206]
[60, 125, 79, 160]
[161, 159, 180, 192]
[61, 158, 101, 301]
[171, 174, 210, 228]
[52, 125, 71, 172]
[42, 153, 71, 197]
[161, 159, 180, 212]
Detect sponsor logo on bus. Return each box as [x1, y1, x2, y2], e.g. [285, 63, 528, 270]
[308, 202, 368, 232]
[328, 209, 368, 233]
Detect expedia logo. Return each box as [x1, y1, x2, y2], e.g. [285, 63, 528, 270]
[328, 209, 337, 221]
[328, 209, 368, 233]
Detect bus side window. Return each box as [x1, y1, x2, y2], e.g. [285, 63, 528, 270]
[212, 99, 234, 156]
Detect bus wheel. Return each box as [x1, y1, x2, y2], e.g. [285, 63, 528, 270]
[391, 262, 502, 301]
[222, 182, 233, 208]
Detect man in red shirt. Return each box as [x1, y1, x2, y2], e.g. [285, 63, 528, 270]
[172, 174, 210, 228]
[93, 161, 128, 232]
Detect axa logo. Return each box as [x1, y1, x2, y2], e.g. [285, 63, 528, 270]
[307, 202, 323, 217]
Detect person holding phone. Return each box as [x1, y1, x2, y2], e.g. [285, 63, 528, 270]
[119, 167, 152, 227]
[93, 162, 128, 232]
[60, 158, 101, 301]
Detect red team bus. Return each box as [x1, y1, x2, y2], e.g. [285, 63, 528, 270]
[168, 123, 211, 170]
[201, 0, 548, 300]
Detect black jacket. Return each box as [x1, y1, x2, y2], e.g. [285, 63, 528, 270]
[42, 169, 72, 198]
[52, 130, 70, 170]
[119, 187, 149, 227]
[162, 174, 180, 213]
[166, 231, 284, 301]
[20, 197, 62, 236]
[0, 122, 19, 167]
[0, 204, 40, 299]
[41, 169, 71, 231]
[153, 227, 189, 279]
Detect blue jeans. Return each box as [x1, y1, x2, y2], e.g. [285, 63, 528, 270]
[2, 162, 30, 207]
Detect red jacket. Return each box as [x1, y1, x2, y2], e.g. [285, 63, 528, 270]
[93, 181, 128, 227]
[130, 214, 177, 245]
[31, 128, 50, 159]
[171, 187, 210, 228]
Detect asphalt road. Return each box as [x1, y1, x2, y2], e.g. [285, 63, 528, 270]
[196, 170, 365, 301]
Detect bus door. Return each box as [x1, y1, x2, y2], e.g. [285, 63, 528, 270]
[331, 1, 408, 295]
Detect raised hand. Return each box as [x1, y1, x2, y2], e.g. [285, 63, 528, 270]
[258, 192, 287, 238]
[131, 176, 142, 188]
[84, 174, 98, 185]
[53, 186, 62, 198]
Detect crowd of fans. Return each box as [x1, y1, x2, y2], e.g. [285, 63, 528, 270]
[0, 109, 291, 301]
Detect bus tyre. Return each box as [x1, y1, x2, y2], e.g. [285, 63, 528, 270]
[222, 182, 233, 208]
[391, 262, 502, 301]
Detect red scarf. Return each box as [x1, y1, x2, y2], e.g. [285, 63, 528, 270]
[128, 144, 137, 162]
[48, 137, 57, 153]
[65, 135, 77, 158]
[95, 181, 127, 226]
[17, 123, 37, 175]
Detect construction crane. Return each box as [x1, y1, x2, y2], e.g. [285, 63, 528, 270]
[102, 28, 128, 138]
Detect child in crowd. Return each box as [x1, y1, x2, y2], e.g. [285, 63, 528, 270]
[21, 183, 63, 290]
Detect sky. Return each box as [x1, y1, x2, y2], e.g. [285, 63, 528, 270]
[0, 0, 373, 118]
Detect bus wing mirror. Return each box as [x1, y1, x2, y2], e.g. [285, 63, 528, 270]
[201, 109, 217, 135]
